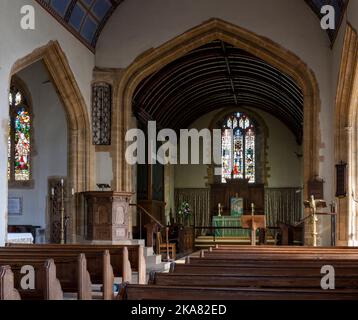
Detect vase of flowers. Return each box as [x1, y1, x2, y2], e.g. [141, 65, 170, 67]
[177, 202, 192, 226]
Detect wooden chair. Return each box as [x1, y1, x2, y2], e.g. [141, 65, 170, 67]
[156, 228, 176, 261]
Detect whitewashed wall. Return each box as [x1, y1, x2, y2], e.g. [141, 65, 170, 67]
[96, 152, 113, 186]
[0, 0, 95, 245]
[347, 0, 358, 32]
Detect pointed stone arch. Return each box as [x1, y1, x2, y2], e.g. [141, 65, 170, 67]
[115, 18, 320, 204]
[334, 24, 358, 246]
[9, 40, 94, 241]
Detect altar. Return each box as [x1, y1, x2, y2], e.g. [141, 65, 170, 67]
[212, 216, 251, 237]
[6, 233, 34, 244]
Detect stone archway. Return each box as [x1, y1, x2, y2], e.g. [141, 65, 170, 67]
[114, 18, 321, 242]
[10, 41, 93, 242]
[335, 24, 358, 246]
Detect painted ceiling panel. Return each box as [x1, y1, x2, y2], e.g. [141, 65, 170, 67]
[305, 0, 348, 42]
[36, 0, 124, 51]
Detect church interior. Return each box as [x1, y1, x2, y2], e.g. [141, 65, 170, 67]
[2, 0, 358, 301]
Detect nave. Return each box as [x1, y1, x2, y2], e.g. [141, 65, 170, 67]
[2, 0, 358, 303]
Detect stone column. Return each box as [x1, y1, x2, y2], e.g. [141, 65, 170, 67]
[0, 74, 10, 247]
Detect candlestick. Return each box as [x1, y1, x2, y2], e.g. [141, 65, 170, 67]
[251, 203, 255, 216]
[60, 180, 65, 244]
[51, 188, 55, 197]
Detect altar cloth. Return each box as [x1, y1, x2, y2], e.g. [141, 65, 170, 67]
[7, 233, 34, 244]
[212, 216, 251, 237]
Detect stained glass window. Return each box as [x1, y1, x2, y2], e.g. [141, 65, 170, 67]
[221, 112, 256, 183]
[8, 85, 31, 183]
[222, 129, 233, 181]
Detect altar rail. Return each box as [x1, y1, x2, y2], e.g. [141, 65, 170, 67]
[193, 226, 279, 244]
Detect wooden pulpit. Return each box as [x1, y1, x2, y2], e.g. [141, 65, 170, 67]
[241, 215, 266, 246]
[82, 191, 133, 243]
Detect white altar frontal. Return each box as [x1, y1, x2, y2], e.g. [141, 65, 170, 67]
[7, 233, 34, 244]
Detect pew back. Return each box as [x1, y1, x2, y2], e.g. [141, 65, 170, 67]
[0, 266, 21, 300]
[0, 255, 87, 300]
[122, 284, 358, 300]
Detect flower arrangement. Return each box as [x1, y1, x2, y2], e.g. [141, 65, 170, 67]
[177, 202, 192, 225]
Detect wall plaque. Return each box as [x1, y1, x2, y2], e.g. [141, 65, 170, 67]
[308, 177, 324, 199]
[336, 161, 347, 198]
[8, 197, 22, 216]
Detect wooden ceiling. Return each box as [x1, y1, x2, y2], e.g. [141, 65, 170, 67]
[133, 40, 304, 144]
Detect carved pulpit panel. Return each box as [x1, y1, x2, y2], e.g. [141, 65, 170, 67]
[96, 205, 110, 225]
[83, 191, 132, 242]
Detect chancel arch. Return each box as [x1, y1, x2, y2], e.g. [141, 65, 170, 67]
[116, 18, 320, 195]
[115, 19, 320, 245]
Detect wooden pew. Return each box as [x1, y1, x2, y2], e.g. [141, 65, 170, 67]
[124, 246, 358, 300]
[207, 245, 358, 251]
[199, 248, 358, 260]
[121, 284, 358, 300]
[157, 273, 322, 288]
[0, 245, 145, 298]
[6, 244, 146, 285]
[149, 271, 358, 289]
[0, 259, 63, 300]
[0, 255, 90, 300]
[211, 245, 358, 252]
[171, 263, 358, 276]
[189, 248, 358, 263]
[0, 266, 21, 300]
[44, 259, 65, 300]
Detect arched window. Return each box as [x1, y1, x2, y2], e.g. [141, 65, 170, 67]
[8, 84, 32, 184]
[222, 112, 256, 183]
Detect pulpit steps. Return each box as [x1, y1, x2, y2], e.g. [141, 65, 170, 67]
[143, 246, 171, 274]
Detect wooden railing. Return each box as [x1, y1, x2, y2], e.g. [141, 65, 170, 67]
[130, 204, 175, 260]
[129, 203, 164, 243]
[130, 203, 164, 234]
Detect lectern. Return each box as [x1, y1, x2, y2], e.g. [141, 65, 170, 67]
[82, 191, 133, 243]
[241, 215, 266, 246]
